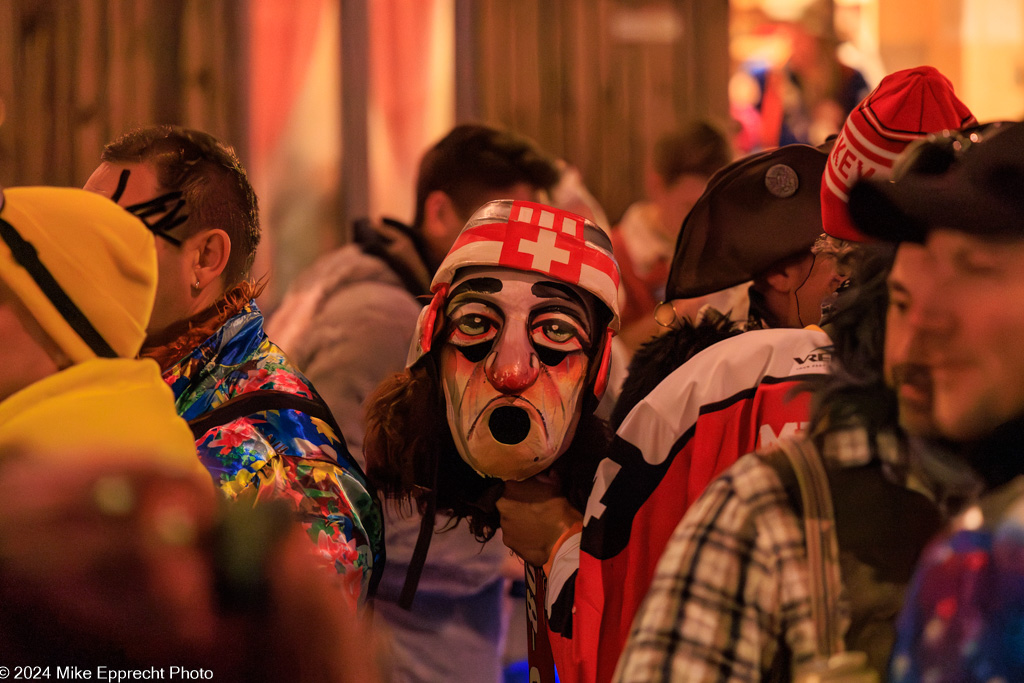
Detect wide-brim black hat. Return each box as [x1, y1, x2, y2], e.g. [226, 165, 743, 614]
[848, 120, 1024, 243]
[666, 143, 828, 300]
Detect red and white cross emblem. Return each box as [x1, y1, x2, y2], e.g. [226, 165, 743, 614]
[518, 229, 571, 271]
[510, 202, 585, 239]
[495, 201, 591, 281]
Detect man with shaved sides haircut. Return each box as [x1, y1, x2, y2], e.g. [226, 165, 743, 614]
[85, 125, 383, 607]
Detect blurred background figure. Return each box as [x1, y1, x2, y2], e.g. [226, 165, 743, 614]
[612, 120, 733, 355]
[550, 159, 611, 233]
[738, 12, 870, 147]
[3, 1, 1019, 295]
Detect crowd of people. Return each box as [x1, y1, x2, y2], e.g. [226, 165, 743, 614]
[2, 62, 1023, 683]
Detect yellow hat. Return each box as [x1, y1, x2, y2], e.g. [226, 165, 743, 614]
[0, 187, 157, 363]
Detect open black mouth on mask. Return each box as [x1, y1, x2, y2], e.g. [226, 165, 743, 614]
[489, 406, 531, 445]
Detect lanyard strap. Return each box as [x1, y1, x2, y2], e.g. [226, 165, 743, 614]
[0, 217, 117, 358]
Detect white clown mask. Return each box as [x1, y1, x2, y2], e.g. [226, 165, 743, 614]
[439, 268, 597, 480]
[407, 199, 621, 481]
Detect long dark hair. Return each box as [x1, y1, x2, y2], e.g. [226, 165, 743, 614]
[364, 363, 609, 541]
[811, 242, 898, 440]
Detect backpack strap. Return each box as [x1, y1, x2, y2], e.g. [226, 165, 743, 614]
[761, 436, 845, 659]
[188, 389, 341, 441]
[187, 388, 384, 599]
[398, 485, 436, 610]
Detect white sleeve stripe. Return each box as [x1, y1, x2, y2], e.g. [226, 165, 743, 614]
[546, 530, 581, 616]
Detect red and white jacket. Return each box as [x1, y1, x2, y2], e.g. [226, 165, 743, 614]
[544, 326, 833, 682]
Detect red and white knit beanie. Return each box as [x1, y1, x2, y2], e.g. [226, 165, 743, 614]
[822, 65, 976, 241]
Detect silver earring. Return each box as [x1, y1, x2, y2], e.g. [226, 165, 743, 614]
[193, 280, 201, 290]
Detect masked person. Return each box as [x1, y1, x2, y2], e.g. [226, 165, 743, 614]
[267, 124, 561, 683]
[505, 145, 844, 683]
[83, 126, 383, 607]
[363, 199, 620, 677]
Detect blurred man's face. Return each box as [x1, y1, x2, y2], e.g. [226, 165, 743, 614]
[438, 269, 595, 481]
[659, 173, 708, 241]
[776, 249, 847, 328]
[914, 229, 1024, 440]
[0, 282, 61, 402]
[884, 244, 938, 437]
[428, 183, 539, 268]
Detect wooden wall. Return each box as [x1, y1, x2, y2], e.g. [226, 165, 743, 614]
[0, 0, 247, 189]
[458, 0, 731, 225]
[0, 0, 730, 259]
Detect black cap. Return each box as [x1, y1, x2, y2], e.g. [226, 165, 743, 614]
[848, 120, 1024, 243]
[666, 143, 828, 299]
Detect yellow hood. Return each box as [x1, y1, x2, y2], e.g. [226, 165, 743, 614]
[0, 358, 205, 480]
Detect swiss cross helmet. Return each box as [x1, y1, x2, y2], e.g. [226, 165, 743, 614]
[406, 199, 621, 397]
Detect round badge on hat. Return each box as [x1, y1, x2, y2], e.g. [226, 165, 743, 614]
[765, 164, 799, 198]
[666, 143, 827, 300]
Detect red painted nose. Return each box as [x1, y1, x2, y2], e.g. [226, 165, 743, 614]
[485, 328, 539, 393]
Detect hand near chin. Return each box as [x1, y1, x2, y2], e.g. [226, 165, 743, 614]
[497, 470, 583, 568]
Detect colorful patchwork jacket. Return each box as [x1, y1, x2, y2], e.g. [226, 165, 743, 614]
[165, 300, 384, 607]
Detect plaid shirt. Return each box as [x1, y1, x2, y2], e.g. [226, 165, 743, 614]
[614, 428, 887, 682]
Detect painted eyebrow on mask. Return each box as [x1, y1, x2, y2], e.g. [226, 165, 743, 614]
[531, 281, 586, 308]
[449, 277, 504, 297]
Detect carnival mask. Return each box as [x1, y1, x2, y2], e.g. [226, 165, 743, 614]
[439, 268, 597, 481]
[404, 199, 621, 481]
